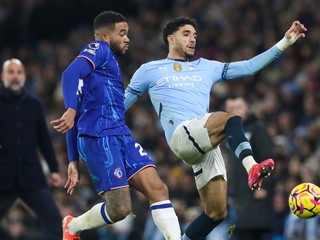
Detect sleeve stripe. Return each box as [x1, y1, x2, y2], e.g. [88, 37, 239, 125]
[222, 63, 229, 80]
[77, 56, 95, 70]
[126, 86, 144, 97]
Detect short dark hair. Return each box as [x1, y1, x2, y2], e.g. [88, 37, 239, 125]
[93, 11, 126, 32]
[162, 17, 198, 46]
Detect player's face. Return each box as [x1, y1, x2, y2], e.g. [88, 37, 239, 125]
[109, 22, 130, 56]
[1, 61, 26, 93]
[171, 24, 197, 59]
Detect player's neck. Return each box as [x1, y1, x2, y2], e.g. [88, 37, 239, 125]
[166, 54, 189, 62]
[166, 57, 188, 62]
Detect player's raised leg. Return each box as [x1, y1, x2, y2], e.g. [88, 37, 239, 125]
[204, 112, 274, 190]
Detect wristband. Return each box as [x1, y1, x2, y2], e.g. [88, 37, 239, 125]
[276, 32, 298, 51]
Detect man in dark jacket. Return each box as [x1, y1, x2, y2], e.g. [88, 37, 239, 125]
[0, 58, 62, 239]
[224, 96, 275, 240]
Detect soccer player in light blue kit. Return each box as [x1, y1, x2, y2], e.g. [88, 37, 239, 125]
[125, 17, 307, 239]
[51, 11, 181, 240]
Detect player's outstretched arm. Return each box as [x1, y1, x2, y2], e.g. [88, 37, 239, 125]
[276, 20, 307, 51]
[223, 21, 307, 80]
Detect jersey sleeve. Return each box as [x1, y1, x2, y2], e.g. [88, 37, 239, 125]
[222, 45, 282, 80]
[124, 90, 140, 110]
[77, 41, 110, 69]
[125, 64, 150, 110]
[62, 57, 91, 110]
[202, 59, 226, 85]
[66, 116, 79, 162]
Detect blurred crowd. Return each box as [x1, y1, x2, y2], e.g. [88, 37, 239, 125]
[1, 0, 320, 239]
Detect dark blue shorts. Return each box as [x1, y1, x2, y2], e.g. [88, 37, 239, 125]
[78, 135, 155, 194]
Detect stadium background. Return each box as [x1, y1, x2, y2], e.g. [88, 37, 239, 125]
[0, 0, 320, 239]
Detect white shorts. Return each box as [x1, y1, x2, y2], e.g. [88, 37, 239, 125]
[170, 113, 227, 189]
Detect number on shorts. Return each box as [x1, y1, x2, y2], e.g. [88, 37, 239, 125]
[135, 143, 148, 156]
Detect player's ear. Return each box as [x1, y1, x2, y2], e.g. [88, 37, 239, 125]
[167, 35, 174, 45]
[100, 32, 108, 41]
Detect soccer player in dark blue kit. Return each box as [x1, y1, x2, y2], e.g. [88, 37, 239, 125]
[51, 11, 181, 240]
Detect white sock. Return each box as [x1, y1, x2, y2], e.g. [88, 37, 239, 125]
[150, 200, 181, 240]
[68, 202, 113, 235]
[242, 155, 257, 173]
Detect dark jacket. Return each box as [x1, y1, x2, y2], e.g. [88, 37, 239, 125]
[0, 85, 58, 192]
[225, 114, 275, 230]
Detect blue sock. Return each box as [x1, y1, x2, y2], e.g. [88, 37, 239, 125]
[183, 212, 223, 240]
[224, 116, 253, 160]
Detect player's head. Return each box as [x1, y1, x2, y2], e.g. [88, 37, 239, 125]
[93, 11, 129, 56]
[1, 58, 26, 94]
[163, 17, 198, 59]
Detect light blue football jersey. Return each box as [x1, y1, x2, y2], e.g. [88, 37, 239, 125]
[126, 45, 281, 143]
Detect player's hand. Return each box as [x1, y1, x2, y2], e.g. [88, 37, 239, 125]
[48, 172, 62, 187]
[51, 108, 76, 134]
[64, 160, 80, 195]
[284, 20, 307, 42]
[277, 21, 307, 51]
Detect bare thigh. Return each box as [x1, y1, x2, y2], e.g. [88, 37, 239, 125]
[198, 176, 228, 220]
[204, 111, 238, 148]
[129, 166, 168, 204]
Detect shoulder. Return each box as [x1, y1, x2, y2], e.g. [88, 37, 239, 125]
[142, 59, 167, 67]
[137, 59, 167, 72]
[193, 58, 222, 65]
[80, 41, 109, 55]
[83, 40, 108, 49]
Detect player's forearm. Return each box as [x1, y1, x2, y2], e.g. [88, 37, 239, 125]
[224, 45, 282, 79]
[66, 124, 79, 162]
[224, 27, 304, 80]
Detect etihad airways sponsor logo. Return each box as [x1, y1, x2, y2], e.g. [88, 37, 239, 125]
[157, 75, 202, 86]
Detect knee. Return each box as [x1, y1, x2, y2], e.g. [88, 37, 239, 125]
[106, 202, 132, 222]
[227, 111, 241, 120]
[149, 180, 169, 202]
[154, 180, 168, 195]
[205, 205, 227, 221]
[115, 205, 131, 221]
